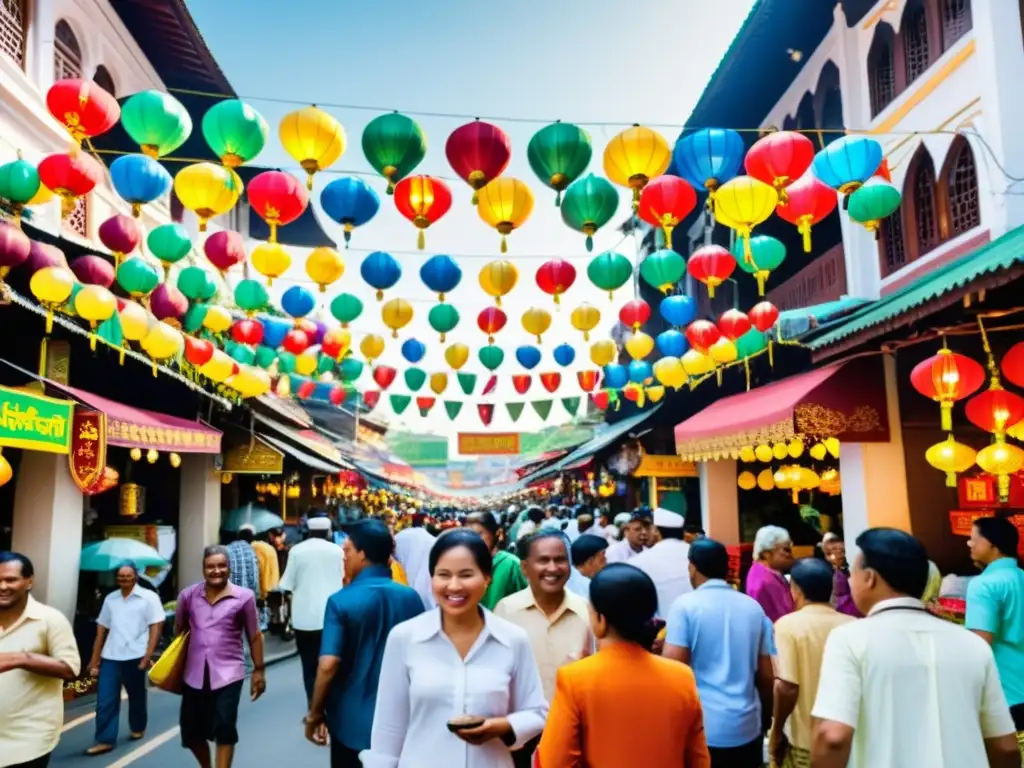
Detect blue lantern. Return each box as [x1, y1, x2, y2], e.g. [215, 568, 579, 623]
[659, 294, 697, 328]
[672, 128, 744, 194]
[281, 285, 316, 319]
[628, 360, 653, 384]
[657, 329, 688, 357]
[320, 176, 381, 247]
[515, 345, 542, 370]
[340, 356, 365, 382]
[420, 254, 462, 302]
[811, 135, 883, 199]
[259, 315, 292, 348]
[360, 251, 401, 301]
[401, 338, 426, 364]
[553, 343, 576, 367]
[110, 154, 171, 216]
[603, 363, 628, 390]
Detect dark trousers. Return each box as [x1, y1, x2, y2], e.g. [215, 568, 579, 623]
[294, 629, 322, 704]
[94, 658, 147, 745]
[512, 734, 541, 768]
[708, 736, 764, 768]
[10, 755, 51, 768]
[331, 740, 363, 768]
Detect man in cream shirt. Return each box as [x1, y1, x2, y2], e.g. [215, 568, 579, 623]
[630, 508, 692, 619]
[812, 528, 1019, 768]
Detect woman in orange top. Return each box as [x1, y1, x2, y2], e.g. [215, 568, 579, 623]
[535, 563, 711, 768]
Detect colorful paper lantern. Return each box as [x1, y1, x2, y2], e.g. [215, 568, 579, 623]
[73, 285, 116, 347]
[248, 170, 309, 243]
[589, 341, 617, 368]
[775, 172, 838, 253]
[536, 258, 576, 306]
[305, 247, 344, 293]
[656, 329, 687, 357]
[553, 343, 576, 367]
[744, 131, 815, 202]
[445, 120, 511, 204]
[477, 306, 508, 343]
[521, 307, 552, 343]
[0, 154, 41, 221]
[203, 229, 246, 275]
[659, 294, 697, 328]
[560, 173, 619, 252]
[37, 150, 104, 218]
[173, 162, 242, 231]
[966, 384, 1024, 437]
[479, 259, 518, 306]
[476, 178, 534, 253]
[749, 301, 780, 333]
[149, 284, 187, 323]
[420, 254, 462, 303]
[682, 349, 715, 377]
[120, 90, 192, 158]
[637, 175, 697, 248]
[445, 343, 470, 370]
[382, 298, 414, 338]
[202, 99, 268, 167]
[624, 331, 654, 360]
[234, 278, 269, 316]
[527, 122, 592, 205]
[714, 176, 779, 263]
[709, 337, 738, 364]
[672, 128, 745, 201]
[279, 105, 346, 189]
[321, 328, 352, 361]
[110, 154, 171, 217]
[586, 251, 632, 300]
[732, 235, 786, 297]
[251, 242, 291, 286]
[603, 363, 628, 389]
[639, 248, 686, 293]
[811, 135, 883, 203]
[176, 266, 216, 302]
[618, 299, 650, 331]
[116, 257, 160, 299]
[46, 78, 120, 143]
[141, 321, 184, 370]
[653, 357, 686, 389]
[361, 112, 427, 193]
[570, 303, 600, 341]
[478, 345, 505, 372]
[360, 334, 386, 364]
[429, 372, 449, 395]
[603, 125, 671, 210]
[394, 175, 452, 250]
[429, 304, 460, 342]
[330, 292, 364, 328]
[360, 251, 401, 301]
[319, 176, 380, 247]
[925, 435, 977, 487]
[1002, 342, 1024, 389]
[847, 178, 902, 236]
[910, 348, 985, 431]
[231, 318, 264, 346]
[0, 221, 31, 280]
[402, 339, 426, 364]
[69, 255, 113, 288]
[98, 215, 141, 266]
[516, 345, 542, 370]
[147, 222, 191, 278]
[718, 309, 752, 341]
[686, 320, 721, 353]
[977, 442, 1024, 501]
[687, 245, 735, 299]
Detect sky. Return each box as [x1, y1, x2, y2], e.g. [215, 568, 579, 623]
[184, 0, 756, 444]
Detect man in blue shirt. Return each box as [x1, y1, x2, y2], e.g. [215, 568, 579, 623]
[303, 519, 424, 768]
[663, 538, 775, 768]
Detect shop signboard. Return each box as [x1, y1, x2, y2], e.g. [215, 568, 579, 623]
[632, 454, 699, 478]
[457, 432, 521, 455]
[221, 438, 284, 474]
[0, 385, 73, 453]
[69, 409, 106, 491]
[957, 473, 1024, 509]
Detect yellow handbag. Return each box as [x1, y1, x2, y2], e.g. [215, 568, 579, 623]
[148, 632, 188, 694]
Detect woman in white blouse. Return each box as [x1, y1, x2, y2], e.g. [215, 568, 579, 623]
[361, 529, 548, 768]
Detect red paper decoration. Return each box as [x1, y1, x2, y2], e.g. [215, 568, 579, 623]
[393, 175, 453, 250]
[329, 386, 346, 405]
[37, 151, 104, 217]
[416, 396, 436, 414]
[46, 78, 120, 143]
[966, 386, 1024, 435]
[445, 120, 512, 203]
[203, 230, 247, 275]
[482, 375, 498, 395]
[717, 309, 752, 341]
[540, 372, 562, 393]
[687, 245, 736, 299]
[637, 175, 697, 248]
[591, 391, 610, 410]
[363, 391, 381, 410]
[282, 329, 311, 355]
[685, 320, 721, 353]
[296, 380, 316, 399]
[478, 403, 495, 426]
[373, 365, 397, 390]
[775, 173, 838, 253]
[577, 370, 599, 392]
[618, 299, 651, 331]
[512, 375, 532, 395]
[536, 259, 577, 306]
[1001, 342, 1024, 389]
[231, 319, 264, 346]
[748, 301, 780, 333]
[247, 170, 310, 243]
[744, 131, 815, 202]
[184, 336, 214, 367]
[320, 328, 350, 360]
[910, 349, 985, 431]
[477, 306, 507, 343]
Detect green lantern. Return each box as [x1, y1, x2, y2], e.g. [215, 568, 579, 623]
[340, 356, 364, 382]
[120, 90, 192, 158]
[478, 345, 504, 372]
[147, 223, 191, 277]
[527, 122, 592, 206]
[587, 251, 633, 300]
[177, 266, 216, 302]
[847, 178, 902, 237]
[277, 350, 297, 374]
[732, 235, 786, 296]
[428, 303, 460, 342]
[116, 257, 160, 299]
[639, 248, 686, 293]
[202, 99, 268, 168]
[234, 278, 269, 315]
[404, 367, 426, 392]
[254, 345, 278, 369]
[183, 303, 208, 333]
[560, 174, 619, 252]
[228, 343, 256, 366]
[735, 328, 769, 359]
[361, 112, 426, 194]
[0, 154, 41, 218]
[330, 292, 364, 327]
[317, 354, 335, 376]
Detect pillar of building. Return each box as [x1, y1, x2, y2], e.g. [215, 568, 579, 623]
[177, 453, 221, 587]
[29, 0, 56, 93]
[698, 459, 741, 545]
[11, 450, 83, 620]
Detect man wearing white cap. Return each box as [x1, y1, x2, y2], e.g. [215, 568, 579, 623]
[630, 508, 692, 619]
[605, 508, 652, 564]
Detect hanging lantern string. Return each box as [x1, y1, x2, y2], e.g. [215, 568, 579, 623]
[976, 316, 1001, 385]
[875, 308, 1024, 358]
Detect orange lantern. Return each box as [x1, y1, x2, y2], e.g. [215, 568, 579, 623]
[910, 348, 986, 431]
[393, 175, 453, 250]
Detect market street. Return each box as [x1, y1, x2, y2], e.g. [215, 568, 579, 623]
[50, 658, 322, 767]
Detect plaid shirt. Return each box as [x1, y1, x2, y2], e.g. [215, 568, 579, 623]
[226, 541, 260, 598]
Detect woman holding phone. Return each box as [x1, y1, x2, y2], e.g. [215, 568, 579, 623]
[361, 530, 548, 768]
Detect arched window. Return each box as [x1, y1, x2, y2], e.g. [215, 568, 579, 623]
[867, 24, 896, 117]
[93, 65, 116, 97]
[0, 0, 26, 67]
[943, 138, 980, 236]
[902, 1, 932, 85]
[782, 115, 797, 132]
[880, 211, 908, 278]
[813, 62, 845, 147]
[908, 149, 940, 256]
[54, 20, 82, 80]
[941, 0, 972, 50]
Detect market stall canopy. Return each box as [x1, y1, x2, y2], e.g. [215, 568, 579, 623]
[673, 359, 890, 461]
[221, 503, 285, 534]
[256, 432, 347, 473]
[252, 411, 348, 468]
[80, 538, 168, 571]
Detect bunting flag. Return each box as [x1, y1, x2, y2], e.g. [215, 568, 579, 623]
[540, 372, 561, 393]
[482, 375, 498, 395]
[512, 374, 532, 395]
[444, 401, 463, 420]
[577, 370, 599, 392]
[362, 390, 381, 410]
[430, 372, 448, 395]
[457, 372, 477, 395]
[531, 399, 553, 420]
[561, 396, 580, 416]
[390, 394, 411, 414]
[373, 365, 397, 389]
[478, 403, 495, 426]
[590, 391, 609, 411]
[404, 368, 426, 392]
[416, 396, 436, 416]
[506, 402, 525, 422]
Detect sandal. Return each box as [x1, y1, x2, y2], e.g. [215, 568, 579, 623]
[129, 732, 145, 740]
[85, 745, 114, 756]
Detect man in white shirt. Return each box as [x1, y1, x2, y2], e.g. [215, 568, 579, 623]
[605, 508, 651, 564]
[630, 508, 692, 619]
[812, 528, 1020, 768]
[279, 515, 344, 704]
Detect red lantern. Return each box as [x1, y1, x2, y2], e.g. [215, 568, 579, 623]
[46, 78, 120, 144]
[718, 309, 752, 341]
[329, 386, 346, 405]
[748, 301, 780, 333]
[591, 391, 610, 410]
[910, 349, 985, 431]
[416, 396, 436, 415]
[321, 328, 350, 360]
[373, 365, 397, 390]
[775, 173, 838, 253]
[536, 259, 577, 306]
[231, 318, 264, 346]
[363, 390, 381, 410]
[393, 175, 453, 250]
[623, 386, 641, 402]
[297, 380, 316, 399]
[540, 372, 561, 393]
[744, 131, 815, 202]
[204, 230, 247, 275]
[618, 299, 651, 331]
[445, 120, 512, 204]
[477, 307, 507, 343]
[478, 403, 495, 426]
[685, 320, 721, 353]
[1001, 342, 1024, 388]
[247, 171, 309, 243]
[184, 336, 214, 367]
[687, 245, 736, 299]
[513, 375, 532, 395]
[577, 370, 599, 392]
[282, 329, 311, 355]
[966, 384, 1024, 436]
[637, 175, 697, 248]
[37, 151, 104, 218]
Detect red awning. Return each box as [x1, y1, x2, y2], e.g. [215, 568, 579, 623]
[673, 359, 890, 461]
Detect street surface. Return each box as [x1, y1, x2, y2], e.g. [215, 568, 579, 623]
[52, 657, 324, 767]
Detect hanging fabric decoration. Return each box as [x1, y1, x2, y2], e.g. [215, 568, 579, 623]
[46, 78, 120, 145]
[428, 304, 460, 342]
[430, 372, 448, 395]
[279, 105, 346, 189]
[639, 249, 686, 294]
[305, 247, 345, 293]
[360, 251, 401, 301]
[394, 174, 453, 250]
[361, 112, 427, 194]
[444, 401, 463, 420]
[570, 303, 600, 341]
[420, 254, 462, 302]
[577, 370, 599, 392]
[458, 372, 477, 395]
[687, 245, 735, 299]
[478, 345, 505, 372]
[619, 299, 651, 331]
[476, 178, 534, 253]
[637, 175, 697, 248]
[553, 343, 575, 367]
[540, 373, 561, 393]
[562, 397, 581, 416]
[513, 375, 532, 395]
[362, 391, 381, 410]
[445, 119, 512, 204]
[536, 258, 577, 307]
[743, 131, 815, 204]
[811, 135, 883, 207]
[603, 124, 671, 210]
[320, 176, 381, 247]
[479, 260, 518, 306]
[521, 307, 552, 344]
[478, 403, 495, 426]
[246, 170, 309, 243]
[527, 121, 592, 205]
[713, 176, 779, 262]
[402, 338, 426, 364]
[147, 223, 191, 278]
[532, 400, 554, 420]
[390, 394, 412, 415]
[506, 402, 525, 422]
[373, 365, 397, 389]
[515, 345, 542, 370]
[732, 235, 786, 296]
[775, 173, 838, 252]
[405, 368, 427, 392]
[672, 128, 745, 209]
[382, 298, 414, 338]
[444, 343, 470, 370]
[203, 229, 246, 276]
[330, 293, 363, 328]
[559, 173, 619, 251]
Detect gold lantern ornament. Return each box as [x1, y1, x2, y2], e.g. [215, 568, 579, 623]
[925, 435, 977, 487]
[603, 124, 672, 210]
[754, 444, 773, 463]
[976, 441, 1024, 501]
[73, 285, 117, 350]
[570, 303, 601, 341]
[739, 445, 756, 463]
[146, 449, 159, 464]
[476, 178, 534, 253]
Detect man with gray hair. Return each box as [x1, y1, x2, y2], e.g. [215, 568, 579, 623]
[746, 525, 796, 622]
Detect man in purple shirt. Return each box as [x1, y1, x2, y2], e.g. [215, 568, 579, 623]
[746, 525, 796, 623]
[175, 545, 266, 768]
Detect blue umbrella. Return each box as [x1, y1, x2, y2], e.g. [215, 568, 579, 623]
[221, 503, 285, 534]
[80, 539, 168, 571]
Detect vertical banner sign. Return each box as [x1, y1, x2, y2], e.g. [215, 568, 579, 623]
[69, 409, 106, 492]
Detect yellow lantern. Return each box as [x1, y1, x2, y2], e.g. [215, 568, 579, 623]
[476, 178, 534, 253]
[305, 246, 345, 292]
[28, 182, 55, 207]
[430, 372, 448, 395]
[737, 471, 757, 491]
[521, 307, 552, 343]
[653, 357, 685, 389]
[227, 366, 272, 398]
[360, 333, 385, 363]
[251, 242, 291, 286]
[570, 303, 601, 341]
[119, 301, 153, 349]
[29, 266, 75, 333]
[200, 350, 235, 383]
[141, 321, 183, 375]
[756, 468, 775, 491]
[445, 343, 470, 370]
[382, 298, 413, 338]
[824, 437, 841, 458]
[754, 444, 773, 463]
[739, 445, 757, 463]
[809, 442, 828, 461]
[603, 124, 672, 210]
[646, 385, 665, 403]
[788, 438, 804, 459]
[295, 351, 318, 376]
[713, 176, 778, 262]
[682, 349, 715, 377]
[279, 106, 346, 189]
[74, 285, 117, 350]
[709, 337, 738, 365]
[625, 331, 654, 361]
[479, 260, 518, 306]
[590, 340, 617, 367]
[976, 442, 1024, 501]
[925, 435, 977, 487]
[173, 162, 242, 231]
[0, 451, 11, 488]
[820, 469, 842, 496]
[772, 442, 789, 461]
[797, 467, 821, 491]
[202, 304, 233, 334]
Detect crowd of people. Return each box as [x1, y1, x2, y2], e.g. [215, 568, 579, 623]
[2, 502, 1024, 768]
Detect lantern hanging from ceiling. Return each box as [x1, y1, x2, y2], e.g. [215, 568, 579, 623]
[394, 175, 453, 250]
[671, 128, 745, 207]
[46, 78, 120, 144]
[811, 135, 883, 206]
[248, 170, 309, 243]
[536, 258, 576, 306]
[251, 242, 291, 286]
[653, 357, 686, 389]
[428, 304, 459, 342]
[512, 374, 532, 395]
[590, 340, 617, 367]
[910, 348, 985, 431]
[359, 334, 386, 365]
[639, 248, 686, 294]
[553, 343, 575, 368]
[686, 319, 721, 353]
[687, 244, 735, 298]
[402, 338, 426, 364]
[98, 214, 141, 266]
[420, 254, 462, 303]
[121, 301, 154, 344]
[0, 154, 41, 223]
[976, 442, 1024, 502]
[743, 130, 815, 203]
[360, 251, 401, 301]
[775, 172, 838, 252]
[110, 154, 171, 218]
[847, 178, 902, 236]
[682, 349, 716, 378]
[925, 435, 978, 487]
[560, 173, 619, 252]
[429, 372, 449, 396]
[147, 222, 191, 278]
[321, 328, 352, 360]
[176, 266, 216, 303]
[37, 150, 104, 218]
[586, 251, 632, 300]
[382, 298, 414, 338]
[119, 89, 192, 158]
[619, 299, 650, 331]
[657, 329, 688, 358]
[714, 176, 779, 263]
[477, 306, 508, 343]
[231, 318, 264, 346]
[965, 383, 1024, 438]
[279, 105, 346, 189]
[709, 338, 738, 365]
[319, 176, 380, 247]
[141, 322, 184, 374]
[73, 285, 116, 348]
[445, 343, 470, 370]
[445, 119, 512, 204]
[149, 284, 188, 324]
[233, 279, 269, 316]
[173, 162, 243, 231]
[361, 112, 427, 193]
[732, 235, 786, 296]
[637, 175, 697, 248]
[625, 331, 654, 361]
[281, 285, 316, 320]
[748, 301, 780, 333]
[516, 345, 542, 370]
[476, 177, 534, 253]
[527, 121, 593, 205]
[718, 309, 752, 341]
[603, 124, 671, 210]
[660, 295, 697, 328]
[202, 99, 268, 168]
[521, 307, 552, 344]
[202, 229, 246, 276]
[604, 363, 628, 389]
[570, 303, 600, 341]
[479, 259, 518, 306]
[305, 247, 344, 293]
[116, 257, 160, 300]
[30, 266, 74, 332]
[478, 345, 505, 372]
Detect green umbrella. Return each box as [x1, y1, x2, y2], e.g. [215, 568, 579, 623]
[80, 539, 168, 571]
[221, 503, 285, 534]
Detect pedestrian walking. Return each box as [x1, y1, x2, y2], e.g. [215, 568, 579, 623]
[746, 525, 796, 623]
[0, 551, 81, 768]
[821, 532, 860, 618]
[495, 531, 591, 768]
[465, 511, 528, 610]
[604, 508, 651, 564]
[304, 520, 424, 767]
[278, 515, 344, 702]
[769, 558, 853, 768]
[663, 538, 775, 768]
[84, 562, 165, 756]
[362, 530, 548, 768]
[514, 506, 545, 543]
[251, 533, 280, 631]
[394, 520, 437, 610]
[812, 528, 1019, 767]
[225, 525, 261, 598]
[175, 545, 266, 768]
[631, 508, 693, 619]
[536, 563, 711, 768]
[570, 534, 608, 580]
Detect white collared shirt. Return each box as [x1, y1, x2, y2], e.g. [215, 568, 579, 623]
[97, 585, 165, 661]
[812, 596, 1015, 768]
[630, 538, 692, 619]
[278, 537, 344, 631]
[604, 538, 645, 564]
[361, 608, 548, 768]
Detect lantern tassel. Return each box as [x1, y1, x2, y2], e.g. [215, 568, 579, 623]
[757, 273, 767, 297]
[945, 471, 957, 488]
[583, 331, 590, 342]
[500, 235, 508, 254]
[344, 225, 353, 248]
[940, 402, 953, 432]
[768, 339, 775, 368]
[440, 333, 446, 342]
[306, 174, 314, 191]
[742, 231, 753, 264]
[799, 217, 813, 253]
[555, 191, 561, 207]
[707, 283, 716, 299]
[269, 223, 278, 244]
[585, 235, 593, 252]
[663, 225, 674, 249]
[744, 358, 751, 391]
[417, 230, 425, 250]
[45, 310, 54, 334]
[376, 290, 383, 301]
[471, 190, 479, 205]
[89, 332, 97, 351]
[119, 346, 125, 365]
[392, 329, 398, 339]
